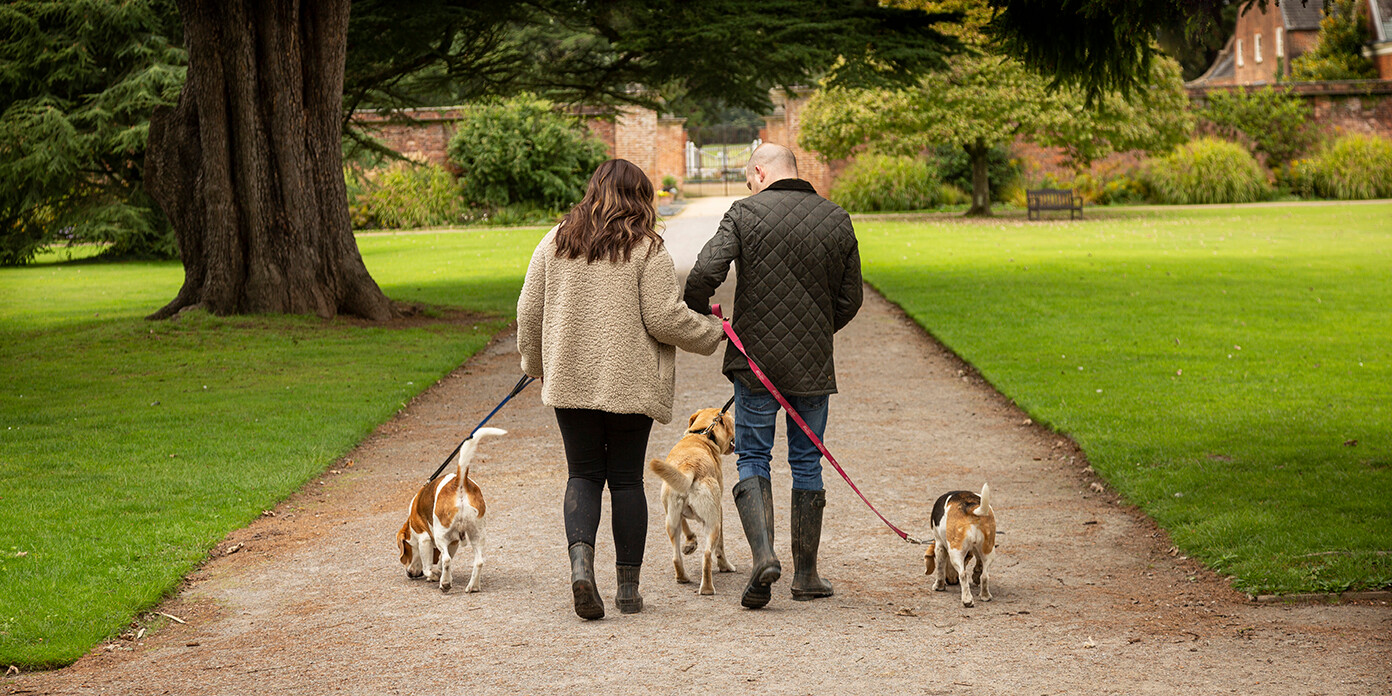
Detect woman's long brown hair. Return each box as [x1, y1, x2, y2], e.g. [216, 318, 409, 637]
[555, 159, 662, 263]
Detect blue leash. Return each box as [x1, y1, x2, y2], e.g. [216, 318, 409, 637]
[425, 375, 535, 483]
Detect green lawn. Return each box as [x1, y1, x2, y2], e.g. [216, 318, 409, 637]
[0, 227, 546, 668]
[858, 203, 1392, 595]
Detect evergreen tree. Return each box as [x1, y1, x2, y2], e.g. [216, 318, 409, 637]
[0, 0, 185, 264]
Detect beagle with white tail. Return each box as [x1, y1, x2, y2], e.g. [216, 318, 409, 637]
[397, 427, 506, 593]
[925, 483, 996, 607]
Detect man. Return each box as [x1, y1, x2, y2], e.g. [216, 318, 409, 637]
[683, 143, 862, 609]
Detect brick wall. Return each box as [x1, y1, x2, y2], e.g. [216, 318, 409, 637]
[353, 108, 466, 169]
[655, 117, 687, 189]
[762, 88, 848, 197]
[1190, 81, 1392, 138]
[351, 105, 685, 193]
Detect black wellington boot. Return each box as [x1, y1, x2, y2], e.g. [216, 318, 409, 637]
[733, 476, 782, 609]
[790, 488, 834, 600]
[569, 542, 604, 620]
[615, 564, 643, 614]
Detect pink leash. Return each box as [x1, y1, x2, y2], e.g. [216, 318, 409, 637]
[712, 304, 924, 545]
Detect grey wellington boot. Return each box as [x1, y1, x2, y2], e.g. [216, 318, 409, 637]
[790, 488, 835, 600]
[569, 542, 604, 620]
[615, 564, 643, 614]
[733, 476, 782, 609]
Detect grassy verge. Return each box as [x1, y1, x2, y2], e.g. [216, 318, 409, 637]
[858, 204, 1392, 595]
[0, 227, 546, 667]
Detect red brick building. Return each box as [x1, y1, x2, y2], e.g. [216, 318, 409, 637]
[1190, 0, 1392, 85]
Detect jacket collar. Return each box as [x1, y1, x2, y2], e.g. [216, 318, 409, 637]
[763, 178, 817, 193]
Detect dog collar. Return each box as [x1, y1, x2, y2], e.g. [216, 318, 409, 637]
[686, 428, 720, 446]
[688, 395, 736, 446]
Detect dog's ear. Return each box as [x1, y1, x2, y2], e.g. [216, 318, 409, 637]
[689, 411, 701, 426]
[397, 524, 412, 566]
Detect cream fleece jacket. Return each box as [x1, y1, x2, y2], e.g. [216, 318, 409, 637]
[516, 227, 724, 424]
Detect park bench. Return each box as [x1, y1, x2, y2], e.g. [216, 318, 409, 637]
[1026, 188, 1083, 220]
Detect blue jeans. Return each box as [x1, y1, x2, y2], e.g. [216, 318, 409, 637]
[732, 379, 830, 491]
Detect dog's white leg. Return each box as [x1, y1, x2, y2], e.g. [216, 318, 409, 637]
[691, 489, 723, 595]
[437, 534, 454, 593]
[931, 542, 949, 592]
[464, 526, 485, 593]
[420, 535, 439, 582]
[666, 499, 691, 584]
[977, 550, 993, 602]
[948, 546, 974, 607]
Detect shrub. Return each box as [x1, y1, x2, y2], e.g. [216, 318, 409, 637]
[447, 95, 608, 210]
[938, 183, 969, 206]
[346, 163, 466, 229]
[1199, 87, 1314, 167]
[1145, 138, 1271, 204]
[830, 155, 943, 212]
[1073, 171, 1147, 205]
[1274, 158, 1320, 198]
[1307, 133, 1392, 200]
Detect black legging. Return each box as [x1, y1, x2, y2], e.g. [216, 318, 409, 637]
[555, 408, 653, 567]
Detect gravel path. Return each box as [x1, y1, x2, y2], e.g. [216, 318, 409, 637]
[10, 197, 1389, 695]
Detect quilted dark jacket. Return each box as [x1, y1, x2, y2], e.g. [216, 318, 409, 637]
[683, 178, 862, 396]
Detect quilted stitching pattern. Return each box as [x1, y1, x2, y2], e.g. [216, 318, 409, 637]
[684, 180, 862, 396]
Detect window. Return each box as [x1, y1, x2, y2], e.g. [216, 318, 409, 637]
[1276, 27, 1285, 57]
[1255, 33, 1263, 62]
[1237, 38, 1245, 67]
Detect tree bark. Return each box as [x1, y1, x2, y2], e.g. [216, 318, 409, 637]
[145, 0, 396, 320]
[964, 137, 992, 217]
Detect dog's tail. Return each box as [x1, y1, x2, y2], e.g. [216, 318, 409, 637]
[457, 427, 507, 478]
[648, 457, 694, 493]
[973, 482, 993, 517]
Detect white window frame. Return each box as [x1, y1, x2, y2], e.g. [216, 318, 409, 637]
[1276, 27, 1285, 57]
[1237, 38, 1245, 67]
[1255, 33, 1263, 63]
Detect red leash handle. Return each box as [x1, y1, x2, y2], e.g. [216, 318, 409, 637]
[712, 304, 921, 544]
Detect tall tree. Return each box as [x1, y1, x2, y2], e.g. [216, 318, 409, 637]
[145, 0, 960, 320]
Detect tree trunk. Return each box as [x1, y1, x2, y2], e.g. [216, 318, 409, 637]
[145, 0, 396, 320]
[964, 138, 992, 217]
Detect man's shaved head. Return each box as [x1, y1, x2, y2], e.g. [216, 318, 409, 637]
[745, 143, 798, 194]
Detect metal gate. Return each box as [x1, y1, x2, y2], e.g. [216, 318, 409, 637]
[683, 138, 761, 197]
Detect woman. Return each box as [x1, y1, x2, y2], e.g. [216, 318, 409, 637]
[517, 159, 723, 620]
